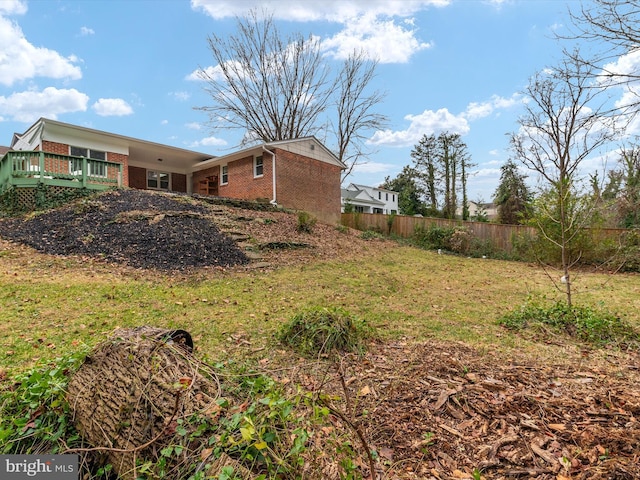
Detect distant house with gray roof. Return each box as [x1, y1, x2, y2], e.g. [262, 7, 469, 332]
[341, 183, 398, 214]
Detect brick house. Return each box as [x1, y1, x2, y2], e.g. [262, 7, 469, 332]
[1, 118, 345, 224]
[192, 138, 345, 224]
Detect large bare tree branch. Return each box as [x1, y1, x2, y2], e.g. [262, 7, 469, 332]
[334, 51, 388, 181]
[195, 10, 387, 182]
[561, 1, 640, 115]
[196, 10, 331, 144]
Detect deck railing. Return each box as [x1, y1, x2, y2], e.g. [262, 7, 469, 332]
[0, 150, 123, 192]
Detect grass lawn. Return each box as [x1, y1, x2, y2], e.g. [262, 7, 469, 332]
[2, 241, 638, 375]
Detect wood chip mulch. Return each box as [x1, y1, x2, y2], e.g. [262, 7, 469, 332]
[342, 341, 639, 479]
[267, 340, 640, 480]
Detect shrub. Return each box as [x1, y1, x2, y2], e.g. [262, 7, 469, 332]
[335, 223, 349, 234]
[603, 228, 640, 273]
[498, 298, 640, 348]
[412, 224, 454, 250]
[412, 224, 475, 254]
[360, 229, 384, 240]
[0, 350, 88, 455]
[277, 307, 373, 357]
[296, 211, 317, 233]
[449, 227, 472, 254]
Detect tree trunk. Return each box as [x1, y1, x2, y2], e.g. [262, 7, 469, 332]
[67, 327, 219, 480]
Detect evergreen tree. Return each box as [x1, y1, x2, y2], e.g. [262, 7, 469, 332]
[493, 159, 532, 224]
[381, 166, 426, 216]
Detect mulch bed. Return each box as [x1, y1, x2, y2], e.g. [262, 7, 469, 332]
[0, 189, 377, 271]
[264, 340, 640, 480]
[0, 190, 248, 270]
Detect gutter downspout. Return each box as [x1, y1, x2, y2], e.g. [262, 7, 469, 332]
[262, 146, 277, 205]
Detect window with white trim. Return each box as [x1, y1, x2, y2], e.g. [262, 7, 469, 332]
[69, 146, 107, 177]
[220, 164, 228, 184]
[254, 155, 263, 177]
[147, 170, 170, 190]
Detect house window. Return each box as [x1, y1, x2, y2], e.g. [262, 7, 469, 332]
[70, 146, 106, 161]
[220, 164, 228, 184]
[254, 155, 263, 177]
[393, 194, 395, 202]
[69, 146, 107, 177]
[147, 170, 170, 190]
[378, 192, 381, 199]
[386, 193, 389, 201]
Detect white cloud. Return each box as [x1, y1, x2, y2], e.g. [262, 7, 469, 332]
[463, 93, 521, 121]
[369, 108, 470, 147]
[161, 119, 168, 125]
[602, 50, 640, 79]
[185, 122, 202, 130]
[321, 14, 432, 63]
[186, 62, 243, 82]
[191, 0, 445, 64]
[351, 161, 397, 174]
[170, 91, 191, 101]
[80, 26, 95, 36]
[0, 87, 88, 122]
[474, 166, 502, 179]
[369, 92, 524, 148]
[92, 98, 133, 116]
[191, 136, 228, 147]
[0, 16, 82, 86]
[190, 0, 450, 22]
[0, 0, 27, 15]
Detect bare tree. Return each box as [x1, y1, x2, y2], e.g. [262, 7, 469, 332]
[197, 10, 331, 144]
[196, 11, 387, 181]
[563, 0, 640, 116]
[566, 0, 640, 63]
[510, 54, 623, 306]
[334, 51, 388, 181]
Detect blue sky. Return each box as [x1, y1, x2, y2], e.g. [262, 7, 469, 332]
[0, 0, 611, 201]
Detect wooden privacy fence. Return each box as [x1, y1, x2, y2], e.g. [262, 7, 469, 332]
[341, 213, 628, 253]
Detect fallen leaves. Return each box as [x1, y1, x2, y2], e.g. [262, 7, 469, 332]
[302, 340, 640, 479]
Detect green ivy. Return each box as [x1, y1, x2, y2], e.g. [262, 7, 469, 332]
[498, 297, 640, 348]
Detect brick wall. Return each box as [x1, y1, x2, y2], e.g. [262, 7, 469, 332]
[193, 158, 272, 201]
[128, 166, 146, 189]
[220, 155, 272, 201]
[171, 173, 187, 193]
[273, 149, 342, 224]
[108, 152, 129, 187]
[192, 166, 220, 191]
[42, 140, 69, 155]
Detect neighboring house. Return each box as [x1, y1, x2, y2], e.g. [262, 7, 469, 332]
[0, 118, 345, 224]
[341, 183, 398, 214]
[457, 201, 499, 221]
